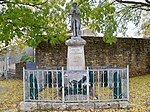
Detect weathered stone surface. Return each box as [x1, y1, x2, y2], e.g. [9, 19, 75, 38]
[65, 37, 86, 82]
[64, 71, 86, 85]
[20, 101, 131, 111]
[94, 101, 131, 109]
[65, 37, 86, 46]
[35, 37, 150, 77]
[66, 46, 85, 70]
[15, 62, 25, 79]
[20, 101, 37, 111]
[65, 95, 87, 100]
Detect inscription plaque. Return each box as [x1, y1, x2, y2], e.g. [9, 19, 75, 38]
[67, 46, 85, 70]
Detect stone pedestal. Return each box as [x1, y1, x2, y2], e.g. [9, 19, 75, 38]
[20, 101, 131, 111]
[65, 37, 86, 84]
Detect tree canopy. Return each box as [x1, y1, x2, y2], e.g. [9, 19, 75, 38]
[114, 0, 150, 37]
[0, 0, 150, 48]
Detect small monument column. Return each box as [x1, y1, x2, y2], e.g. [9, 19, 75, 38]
[65, 2, 86, 84]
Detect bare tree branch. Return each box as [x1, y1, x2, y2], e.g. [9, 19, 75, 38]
[145, 0, 150, 4]
[115, 0, 150, 7]
[131, 4, 150, 11]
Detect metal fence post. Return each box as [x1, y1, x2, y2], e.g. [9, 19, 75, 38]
[127, 65, 130, 101]
[62, 67, 65, 103]
[23, 67, 25, 102]
[86, 67, 89, 103]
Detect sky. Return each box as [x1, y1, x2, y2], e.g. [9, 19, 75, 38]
[119, 0, 145, 38]
[125, 22, 143, 38]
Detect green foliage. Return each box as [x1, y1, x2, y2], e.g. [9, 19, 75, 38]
[141, 12, 150, 37]
[21, 54, 34, 62]
[142, 20, 150, 37]
[0, 0, 68, 47]
[0, 0, 143, 47]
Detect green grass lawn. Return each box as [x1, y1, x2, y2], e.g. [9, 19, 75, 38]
[0, 74, 149, 112]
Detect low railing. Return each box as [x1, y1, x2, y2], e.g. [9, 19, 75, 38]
[23, 68, 64, 102]
[23, 66, 129, 103]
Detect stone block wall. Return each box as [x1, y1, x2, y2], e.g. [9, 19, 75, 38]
[36, 41, 67, 68]
[36, 37, 150, 77]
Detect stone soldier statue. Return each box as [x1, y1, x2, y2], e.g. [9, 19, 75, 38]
[69, 2, 81, 37]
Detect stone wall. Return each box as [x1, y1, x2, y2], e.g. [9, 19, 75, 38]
[36, 37, 150, 77]
[15, 62, 25, 79]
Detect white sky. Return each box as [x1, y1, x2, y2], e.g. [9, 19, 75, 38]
[118, 0, 145, 38]
[125, 22, 143, 38]
[113, 0, 145, 38]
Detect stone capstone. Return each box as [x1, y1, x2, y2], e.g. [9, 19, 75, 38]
[65, 37, 86, 46]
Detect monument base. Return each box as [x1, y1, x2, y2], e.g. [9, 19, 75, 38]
[64, 71, 86, 86]
[20, 101, 131, 111]
[65, 37, 86, 82]
[65, 95, 87, 101]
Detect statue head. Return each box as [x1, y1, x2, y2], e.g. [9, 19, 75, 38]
[72, 2, 77, 8]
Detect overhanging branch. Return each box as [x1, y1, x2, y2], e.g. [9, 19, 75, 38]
[0, 0, 48, 9]
[131, 4, 150, 11]
[115, 0, 150, 7]
[145, 0, 150, 4]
